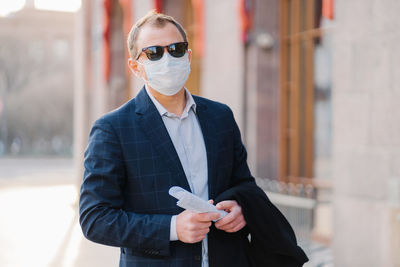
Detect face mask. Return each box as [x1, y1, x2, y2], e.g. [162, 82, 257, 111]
[139, 53, 191, 96]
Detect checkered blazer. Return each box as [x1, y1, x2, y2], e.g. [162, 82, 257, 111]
[79, 87, 255, 267]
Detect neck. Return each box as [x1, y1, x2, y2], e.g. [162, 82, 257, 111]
[148, 86, 186, 116]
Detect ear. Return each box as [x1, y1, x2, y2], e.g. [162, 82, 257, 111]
[128, 57, 142, 77]
[188, 49, 192, 63]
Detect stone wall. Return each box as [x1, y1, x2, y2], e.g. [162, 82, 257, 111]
[332, 0, 400, 266]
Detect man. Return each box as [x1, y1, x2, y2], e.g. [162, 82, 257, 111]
[79, 11, 307, 267]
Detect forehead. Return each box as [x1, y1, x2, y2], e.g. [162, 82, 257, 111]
[136, 22, 184, 50]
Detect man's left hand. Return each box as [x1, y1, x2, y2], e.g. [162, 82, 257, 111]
[214, 200, 246, 233]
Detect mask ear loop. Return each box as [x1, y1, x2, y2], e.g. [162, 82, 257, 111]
[187, 49, 192, 64]
[132, 58, 152, 86]
[128, 58, 138, 76]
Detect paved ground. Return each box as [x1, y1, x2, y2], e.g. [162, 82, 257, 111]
[0, 157, 332, 267]
[0, 158, 119, 267]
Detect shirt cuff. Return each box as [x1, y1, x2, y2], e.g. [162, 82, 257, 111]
[170, 215, 178, 241]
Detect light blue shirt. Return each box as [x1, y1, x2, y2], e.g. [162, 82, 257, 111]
[145, 87, 209, 267]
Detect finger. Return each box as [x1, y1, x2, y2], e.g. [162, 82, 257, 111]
[220, 216, 244, 231]
[217, 214, 246, 232]
[216, 217, 240, 231]
[216, 200, 236, 211]
[225, 220, 246, 233]
[193, 234, 207, 243]
[187, 222, 211, 231]
[192, 228, 210, 242]
[180, 209, 192, 215]
[197, 221, 212, 230]
[198, 227, 210, 235]
[215, 208, 239, 227]
[182, 210, 198, 218]
[197, 212, 220, 222]
[208, 199, 214, 205]
[190, 227, 209, 235]
[232, 221, 246, 232]
[187, 233, 207, 244]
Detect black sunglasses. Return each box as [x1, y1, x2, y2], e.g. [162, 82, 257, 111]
[136, 42, 188, 61]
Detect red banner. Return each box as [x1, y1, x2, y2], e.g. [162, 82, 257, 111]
[154, 0, 163, 13]
[239, 0, 253, 44]
[322, 0, 334, 20]
[103, 0, 112, 82]
[192, 0, 204, 57]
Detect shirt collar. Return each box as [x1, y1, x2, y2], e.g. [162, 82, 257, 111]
[145, 85, 197, 117]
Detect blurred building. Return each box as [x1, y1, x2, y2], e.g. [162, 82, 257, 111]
[0, 1, 74, 156]
[75, 0, 400, 266]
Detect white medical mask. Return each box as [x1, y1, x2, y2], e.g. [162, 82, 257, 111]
[139, 53, 191, 96]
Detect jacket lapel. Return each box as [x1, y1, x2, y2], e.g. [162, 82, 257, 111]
[194, 97, 219, 200]
[135, 88, 191, 192]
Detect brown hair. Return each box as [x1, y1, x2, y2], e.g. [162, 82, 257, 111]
[127, 10, 187, 59]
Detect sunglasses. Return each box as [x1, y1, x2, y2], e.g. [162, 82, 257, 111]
[136, 42, 188, 61]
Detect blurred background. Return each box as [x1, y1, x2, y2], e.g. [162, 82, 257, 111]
[0, 0, 399, 266]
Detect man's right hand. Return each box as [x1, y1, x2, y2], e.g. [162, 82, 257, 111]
[176, 210, 220, 243]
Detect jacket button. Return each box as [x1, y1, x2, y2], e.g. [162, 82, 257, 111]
[194, 255, 201, 261]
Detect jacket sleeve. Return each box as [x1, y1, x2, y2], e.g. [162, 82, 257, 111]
[226, 106, 256, 187]
[79, 117, 172, 257]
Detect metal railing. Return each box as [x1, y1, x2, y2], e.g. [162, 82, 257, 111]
[255, 177, 334, 266]
[255, 178, 316, 243]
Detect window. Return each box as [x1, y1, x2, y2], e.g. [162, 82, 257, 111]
[280, 0, 333, 181]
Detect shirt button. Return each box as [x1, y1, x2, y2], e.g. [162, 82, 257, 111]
[194, 255, 201, 261]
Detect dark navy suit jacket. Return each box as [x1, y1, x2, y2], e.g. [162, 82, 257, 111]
[79, 88, 255, 267]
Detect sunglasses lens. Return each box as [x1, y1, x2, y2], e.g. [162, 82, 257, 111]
[168, 42, 188, 58]
[141, 42, 188, 61]
[144, 46, 164, 61]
